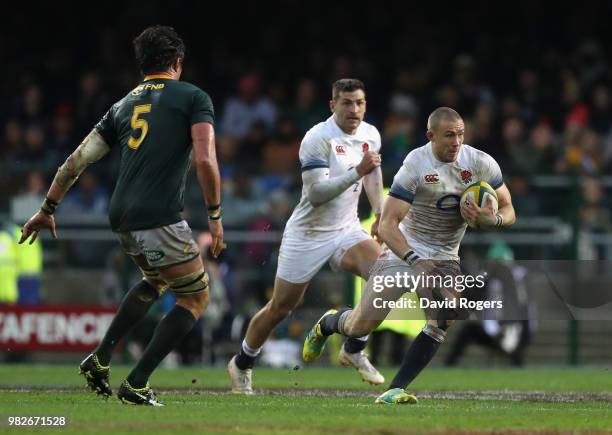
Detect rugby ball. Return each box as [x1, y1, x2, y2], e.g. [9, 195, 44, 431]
[461, 181, 498, 227]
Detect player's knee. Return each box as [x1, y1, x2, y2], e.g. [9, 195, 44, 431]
[142, 267, 169, 295]
[176, 291, 209, 319]
[143, 277, 168, 294]
[164, 267, 210, 318]
[132, 279, 163, 303]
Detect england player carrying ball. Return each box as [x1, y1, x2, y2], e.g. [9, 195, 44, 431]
[303, 107, 516, 404]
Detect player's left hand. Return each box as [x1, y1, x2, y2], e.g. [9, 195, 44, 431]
[19, 210, 57, 245]
[460, 197, 496, 228]
[207, 219, 225, 258]
[370, 213, 382, 243]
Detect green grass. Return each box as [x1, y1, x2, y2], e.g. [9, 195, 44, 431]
[1, 365, 611, 434]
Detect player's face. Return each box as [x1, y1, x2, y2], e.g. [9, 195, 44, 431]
[330, 90, 366, 134]
[429, 119, 465, 162]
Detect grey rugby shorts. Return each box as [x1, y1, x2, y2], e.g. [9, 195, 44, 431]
[116, 220, 200, 269]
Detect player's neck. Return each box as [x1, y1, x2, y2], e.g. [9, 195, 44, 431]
[143, 71, 178, 81]
[431, 144, 457, 163]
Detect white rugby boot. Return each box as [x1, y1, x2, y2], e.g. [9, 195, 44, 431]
[227, 355, 254, 395]
[338, 346, 385, 385]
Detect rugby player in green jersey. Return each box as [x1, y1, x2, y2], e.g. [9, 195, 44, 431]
[19, 26, 223, 406]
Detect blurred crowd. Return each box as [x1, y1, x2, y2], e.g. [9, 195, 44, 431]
[2, 3, 612, 233]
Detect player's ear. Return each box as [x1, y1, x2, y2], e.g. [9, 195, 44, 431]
[329, 99, 336, 113]
[426, 129, 434, 141]
[173, 57, 183, 72]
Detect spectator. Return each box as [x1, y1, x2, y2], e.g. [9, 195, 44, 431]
[382, 94, 421, 171]
[261, 117, 300, 175]
[558, 127, 602, 175]
[578, 176, 611, 260]
[528, 121, 558, 174]
[75, 71, 111, 133]
[507, 174, 539, 217]
[21, 85, 46, 125]
[470, 101, 500, 156]
[13, 123, 56, 175]
[49, 104, 77, 158]
[288, 78, 327, 135]
[219, 73, 278, 140]
[57, 171, 109, 219]
[10, 170, 46, 224]
[1, 119, 24, 160]
[221, 170, 263, 228]
[501, 117, 529, 174]
[589, 85, 612, 134]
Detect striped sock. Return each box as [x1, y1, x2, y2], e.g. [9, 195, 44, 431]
[234, 339, 262, 370]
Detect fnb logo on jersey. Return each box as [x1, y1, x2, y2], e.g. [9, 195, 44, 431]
[131, 83, 165, 96]
[424, 174, 439, 183]
[335, 145, 346, 155]
[362, 143, 369, 152]
[460, 169, 473, 184]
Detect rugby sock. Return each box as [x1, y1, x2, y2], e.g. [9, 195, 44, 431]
[127, 305, 196, 388]
[235, 339, 262, 370]
[388, 331, 441, 389]
[344, 335, 368, 354]
[94, 280, 159, 366]
[320, 308, 352, 336]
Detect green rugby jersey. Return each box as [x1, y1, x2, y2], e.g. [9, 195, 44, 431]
[95, 74, 214, 232]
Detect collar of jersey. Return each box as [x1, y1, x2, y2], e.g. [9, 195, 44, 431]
[143, 73, 176, 81]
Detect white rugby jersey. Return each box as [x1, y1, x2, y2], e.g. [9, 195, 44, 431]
[285, 115, 381, 232]
[389, 142, 503, 260]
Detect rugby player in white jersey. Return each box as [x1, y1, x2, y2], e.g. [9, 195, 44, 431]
[303, 107, 516, 404]
[228, 79, 386, 394]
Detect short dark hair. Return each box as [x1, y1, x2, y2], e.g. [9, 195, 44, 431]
[133, 26, 185, 75]
[332, 78, 365, 100]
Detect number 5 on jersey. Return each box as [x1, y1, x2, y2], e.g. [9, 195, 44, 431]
[128, 104, 152, 149]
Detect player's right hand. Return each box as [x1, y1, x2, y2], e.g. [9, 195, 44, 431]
[356, 151, 381, 176]
[207, 219, 225, 258]
[19, 210, 57, 245]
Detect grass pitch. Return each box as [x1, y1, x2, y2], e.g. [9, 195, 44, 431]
[1, 364, 611, 434]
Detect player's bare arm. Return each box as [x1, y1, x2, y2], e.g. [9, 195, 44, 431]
[378, 195, 417, 261]
[363, 166, 383, 239]
[191, 121, 224, 258]
[304, 150, 381, 207]
[461, 183, 516, 229]
[19, 129, 110, 245]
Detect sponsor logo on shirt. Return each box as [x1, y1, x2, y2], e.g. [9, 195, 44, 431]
[144, 249, 165, 262]
[424, 174, 439, 183]
[335, 145, 346, 155]
[362, 143, 369, 152]
[460, 169, 473, 184]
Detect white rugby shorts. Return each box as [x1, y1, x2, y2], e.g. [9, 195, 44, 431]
[276, 222, 372, 283]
